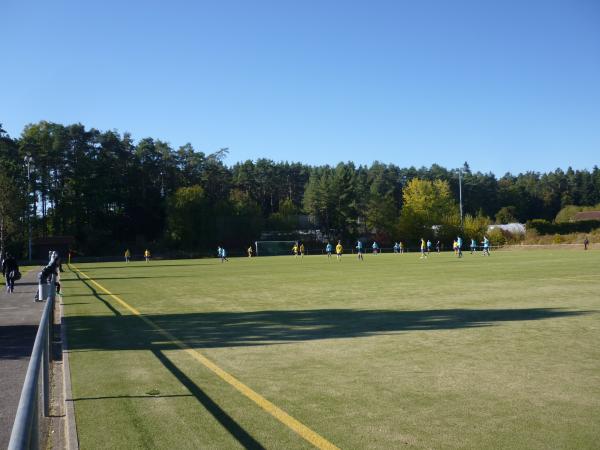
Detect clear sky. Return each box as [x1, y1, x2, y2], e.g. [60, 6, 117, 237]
[2, 0, 599, 174]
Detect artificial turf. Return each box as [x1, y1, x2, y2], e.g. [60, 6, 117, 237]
[61, 249, 600, 449]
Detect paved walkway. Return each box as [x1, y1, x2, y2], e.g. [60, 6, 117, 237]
[0, 269, 44, 448]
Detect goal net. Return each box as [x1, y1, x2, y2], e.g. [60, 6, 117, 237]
[255, 241, 296, 256]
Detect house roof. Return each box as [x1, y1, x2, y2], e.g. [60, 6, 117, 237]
[573, 211, 600, 221]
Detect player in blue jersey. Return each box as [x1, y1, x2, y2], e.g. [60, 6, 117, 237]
[356, 240, 364, 261]
[470, 238, 477, 254]
[372, 241, 379, 255]
[456, 236, 463, 258]
[217, 246, 228, 262]
[482, 236, 490, 256]
[326, 242, 333, 259]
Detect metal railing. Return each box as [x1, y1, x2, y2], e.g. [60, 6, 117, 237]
[8, 274, 56, 450]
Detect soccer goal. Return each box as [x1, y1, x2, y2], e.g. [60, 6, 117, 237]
[255, 241, 296, 256]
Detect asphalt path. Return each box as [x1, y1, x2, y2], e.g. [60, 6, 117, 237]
[0, 269, 44, 448]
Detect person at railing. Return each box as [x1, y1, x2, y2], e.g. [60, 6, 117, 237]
[2, 253, 20, 294]
[39, 252, 62, 296]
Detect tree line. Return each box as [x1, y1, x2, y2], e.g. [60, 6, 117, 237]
[1, 121, 599, 256]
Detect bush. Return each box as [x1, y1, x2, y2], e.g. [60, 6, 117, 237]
[526, 219, 600, 235]
[488, 228, 506, 246]
[555, 203, 600, 223]
[555, 205, 584, 223]
[464, 213, 491, 241]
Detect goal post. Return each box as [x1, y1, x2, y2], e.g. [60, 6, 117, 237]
[255, 241, 296, 256]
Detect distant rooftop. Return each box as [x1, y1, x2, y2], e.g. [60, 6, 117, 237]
[573, 211, 600, 221]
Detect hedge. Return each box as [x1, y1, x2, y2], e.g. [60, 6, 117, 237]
[526, 219, 600, 235]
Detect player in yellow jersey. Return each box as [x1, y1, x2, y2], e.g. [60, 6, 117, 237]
[247, 246, 253, 258]
[292, 242, 298, 257]
[299, 243, 305, 258]
[420, 238, 427, 259]
[144, 249, 151, 262]
[335, 241, 343, 261]
[124, 249, 131, 263]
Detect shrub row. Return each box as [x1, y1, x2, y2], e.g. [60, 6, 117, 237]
[526, 219, 600, 235]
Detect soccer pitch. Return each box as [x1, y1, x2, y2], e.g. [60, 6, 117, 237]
[62, 250, 600, 449]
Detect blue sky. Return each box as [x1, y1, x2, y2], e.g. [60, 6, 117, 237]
[2, 0, 599, 174]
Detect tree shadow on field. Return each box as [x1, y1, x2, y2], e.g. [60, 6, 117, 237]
[65, 277, 591, 448]
[70, 269, 121, 316]
[69, 262, 213, 270]
[66, 307, 590, 352]
[63, 275, 195, 281]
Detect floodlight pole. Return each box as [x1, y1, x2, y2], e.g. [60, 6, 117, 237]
[458, 168, 463, 230]
[24, 156, 33, 262]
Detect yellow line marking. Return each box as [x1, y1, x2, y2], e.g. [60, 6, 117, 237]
[70, 265, 339, 450]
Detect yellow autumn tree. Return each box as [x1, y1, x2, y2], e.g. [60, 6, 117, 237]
[398, 179, 459, 241]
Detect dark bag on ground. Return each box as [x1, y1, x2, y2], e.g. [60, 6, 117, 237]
[8, 270, 21, 281]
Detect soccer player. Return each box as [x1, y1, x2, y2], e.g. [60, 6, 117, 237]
[299, 242, 305, 258]
[452, 240, 458, 255]
[426, 239, 432, 254]
[399, 241, 404, 254]
[420, 238, 427, 258]
[482, 236, 490, 256]
[326, 242, 333, 259]
[247, 246, 253, 257]
[144, 249, 151, 263]
[221, 247, 229, 262]
[124, 249, 131, 263]
[470, 238, 477, 254]
[372, 241, 379, 255]
[393, 242, 399, 254]
[335, 241, 343, 261]
[435, 240, 441, 253]
[456, 236, 463, 258]
[292, 242, 298, 258]
[584, 236, 589, 250]
[356, 240, 364, 261]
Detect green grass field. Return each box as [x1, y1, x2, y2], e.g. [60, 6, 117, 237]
[62, 250, 600, 449]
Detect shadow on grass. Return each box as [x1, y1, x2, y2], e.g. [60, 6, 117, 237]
[66, 307, 590, 351]
[72, 393, 193, 401]
[65, 277, 592, 447]
[63, 275, 196, 282]
[71, 269, 121, 316]
[68, 262, 214, 270]
[151, 349, 265, 449]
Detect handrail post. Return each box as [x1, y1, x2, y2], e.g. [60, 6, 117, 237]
[43, 275, 56, 417]
[43, 312, 50, 418]
[48, 275, 56, 362]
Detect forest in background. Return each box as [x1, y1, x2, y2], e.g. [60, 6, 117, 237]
[1, 121, 599, 257]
